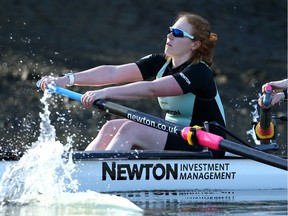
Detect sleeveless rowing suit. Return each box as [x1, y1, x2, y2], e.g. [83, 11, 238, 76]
[135, 54, 226, 158]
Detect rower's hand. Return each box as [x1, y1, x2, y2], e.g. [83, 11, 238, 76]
[38, 76, 68, 91]
[258, 92, 283, 108]
[262, 82, 283, 93]
[258, 95, 270, 108]
[81, 91, 98, 108]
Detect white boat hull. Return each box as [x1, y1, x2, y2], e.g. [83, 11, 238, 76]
[0, 151, 287, 192]
[72, 155, 287, 192]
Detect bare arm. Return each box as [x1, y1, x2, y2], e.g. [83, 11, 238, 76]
[39, 63, 143, 90]
[81, 75, 183, 107]
[73, 63, 143, 86]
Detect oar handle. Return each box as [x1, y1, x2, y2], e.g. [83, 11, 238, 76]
[36, 81, 83, 101]
[260, 85, 272, 131]
[262, 85, 272, 106]
[47, 84, 83, 101]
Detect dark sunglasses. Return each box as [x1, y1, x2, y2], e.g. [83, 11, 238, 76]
[168, 27, 195, 40]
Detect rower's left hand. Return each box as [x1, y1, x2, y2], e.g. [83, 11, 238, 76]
[81, 91, 98, 108]
[258, 95, 270, 108]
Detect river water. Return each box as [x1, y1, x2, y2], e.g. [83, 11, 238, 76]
[0, 90, 287, 216]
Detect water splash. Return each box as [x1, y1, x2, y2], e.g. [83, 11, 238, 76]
[0, 90, 77, 204]
[35, 90, 56, 144]
[246, 99, 260, 145]
[0, 90, 142, 215]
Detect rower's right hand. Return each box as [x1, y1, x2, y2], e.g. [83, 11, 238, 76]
[38, 76, 68, 91]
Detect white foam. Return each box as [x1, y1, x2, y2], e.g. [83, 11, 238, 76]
[0, 90, 143, 215]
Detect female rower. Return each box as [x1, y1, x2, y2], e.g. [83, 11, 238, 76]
[39, 12, 226, 158]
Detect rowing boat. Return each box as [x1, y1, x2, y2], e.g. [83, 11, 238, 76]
[9, 84, 282, 194]
[0, 150, 286, 193]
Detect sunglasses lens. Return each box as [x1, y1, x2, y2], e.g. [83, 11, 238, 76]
[168, 28, 184, 38]
[173, 29, 184, 37]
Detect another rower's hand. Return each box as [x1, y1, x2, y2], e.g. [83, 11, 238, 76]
[262, 82, 285, 93]
[38, 76, 68, 91]
[258, 92, 283, 108]
[258, 95, 270, 108]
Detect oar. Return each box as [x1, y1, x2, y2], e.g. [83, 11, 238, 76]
[44, 84, 288, 171]
[72, 150, 212, 160]
[254, 85, 275, 140]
